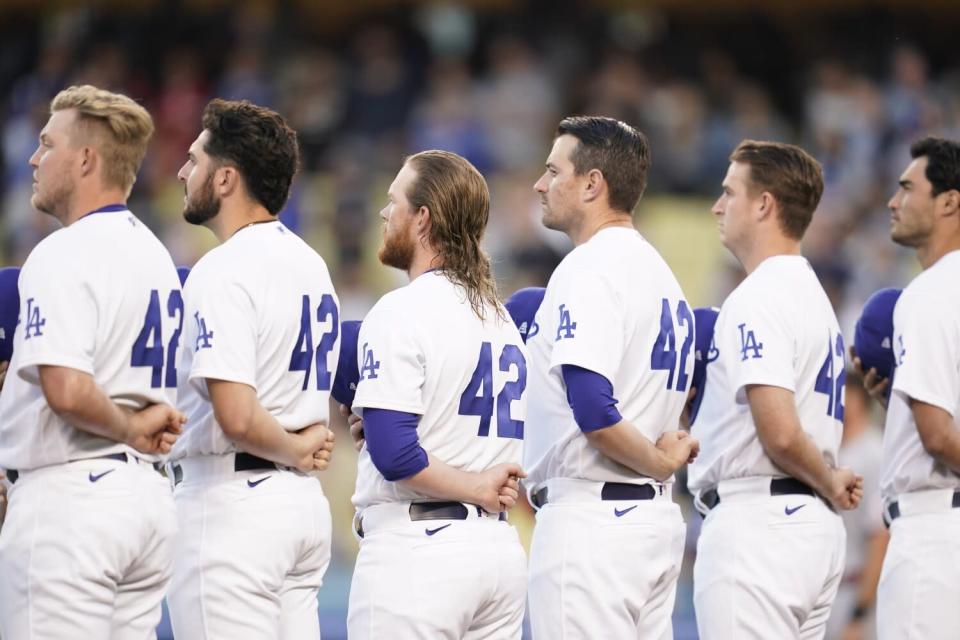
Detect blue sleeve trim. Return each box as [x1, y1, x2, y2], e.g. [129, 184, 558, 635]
[561, 364, 623, 433]
[364, 408, 429, 481]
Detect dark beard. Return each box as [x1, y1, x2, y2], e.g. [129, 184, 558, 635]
[183, 173, 221, 225]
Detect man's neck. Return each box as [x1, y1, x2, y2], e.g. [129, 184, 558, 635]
[917, 233, 960, 270]
[570, 210, 633, 246]
[61, 188, 127, 226]
[737, 236, 802, 275]
[212, 200, 275, 243]
[407, 248, 441, 281]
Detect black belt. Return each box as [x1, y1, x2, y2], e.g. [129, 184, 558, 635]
[886, 490, 960, 524]
[531, 481, 659, 509]
[170, 452, 277, 485]
[700, 477, 815, 511]
[6, 452, 138, 485]
[356, 501, 506, 538]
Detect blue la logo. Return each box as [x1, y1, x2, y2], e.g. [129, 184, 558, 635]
[194, 312, 214, 350]
[737, 323, 763, 361]
[24, 298, 46, 339]
[555, 304, 577, 341]
[360, 342, 381, 381]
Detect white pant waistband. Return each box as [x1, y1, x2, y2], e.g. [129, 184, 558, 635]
[886, 487, 960, 521]
[8, 451, 156, 485]
[171, 452, 286, 486]
[354, 500, 504, 538]
[530, 477, 673, 508]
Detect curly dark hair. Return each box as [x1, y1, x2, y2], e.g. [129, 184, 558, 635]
[201, 99, 298, 214]
[910, 136, 960, 196]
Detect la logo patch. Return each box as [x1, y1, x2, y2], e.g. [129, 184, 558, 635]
[737, 323, 763, 361]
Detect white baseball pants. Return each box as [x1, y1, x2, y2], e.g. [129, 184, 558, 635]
[348, 502, 527, 639]
[0, 457, 176, 640]
[693, 479, 845, 639]
[877, 489, 960, 640]
[167, 457, 332, 640]
[527, 481, 685, 640]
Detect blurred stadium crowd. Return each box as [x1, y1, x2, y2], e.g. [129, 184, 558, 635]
[1, 1, 958, 637]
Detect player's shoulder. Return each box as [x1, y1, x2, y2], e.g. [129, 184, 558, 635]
[905, 253, 960, 302]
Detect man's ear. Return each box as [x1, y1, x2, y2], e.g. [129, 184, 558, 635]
[215, 165, 241, 198]
[756, 191, 776, 223]
[79, 146, 98, 179]
[582, 168, 604, 204]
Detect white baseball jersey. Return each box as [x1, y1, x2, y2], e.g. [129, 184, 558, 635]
[351, 271, 526, 510]
[880, 249, 960, 502]
[0, 208, 181, 470]
[523, 227, 692, 489]
[170, 220, 339, 460]
[688, 255, 845, 492]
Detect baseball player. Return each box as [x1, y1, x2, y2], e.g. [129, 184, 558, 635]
[165, 99, 338, 640]
[346, 150, 528, 639]
[525, 116, 698, 639]
[688, 140, 863, 639]
[874, 137, 960, 639]
[0, 85, 185, 639]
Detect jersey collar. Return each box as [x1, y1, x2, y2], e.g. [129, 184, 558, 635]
[78, 203, 128, 220]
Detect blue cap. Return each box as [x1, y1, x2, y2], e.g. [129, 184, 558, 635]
[505, 287, 545, 343]
[176, 266, 191, 286]
[854, 288, 902, 380]
[0, 267, 20, 362]
[689, 307, 720, 425]
[332, 320, 362, 407]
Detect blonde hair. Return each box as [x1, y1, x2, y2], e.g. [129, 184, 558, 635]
[51, 85, 155, 194]
[405, 150, 503, 321]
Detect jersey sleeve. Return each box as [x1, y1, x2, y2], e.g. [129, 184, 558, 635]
[722, 291, 796, 401]
[891, 291, 960, 417]
[548, 272, 623, 381]
[351, 302, 426, 415]
[186, 273, 258, 391]
[15, 245, 97, 383]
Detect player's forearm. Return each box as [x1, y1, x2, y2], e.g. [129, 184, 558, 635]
[584, 421, 675, 481]
[747, 386, 835, 497]
[399, 454, 490, 505]
[38, 365, 132, 444]
[912, 400, 960, 472]
[207, 379, 302, 467]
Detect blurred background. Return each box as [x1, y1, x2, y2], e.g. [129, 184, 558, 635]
[2, 0, 958, 637]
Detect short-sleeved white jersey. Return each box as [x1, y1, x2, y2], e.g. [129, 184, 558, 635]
[0, 208, 181, 470]
[880, 250, 960, 501]
[523, 227, 692, 489]
[351, 271, 526, 510]
[170, 221, 339, 460]
[688, 255, 845, 492]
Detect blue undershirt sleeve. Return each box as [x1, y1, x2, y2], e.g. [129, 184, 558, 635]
[363, 408, 429, 481]
[561, 364, 623, 433]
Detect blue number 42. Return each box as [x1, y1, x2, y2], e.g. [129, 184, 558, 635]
[131, 289, 184, 389]
[815, 333, 846, 420]
[458, 342, 526, 440]
[289, 294, 339, 391]
[650, 298, 694, 392]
